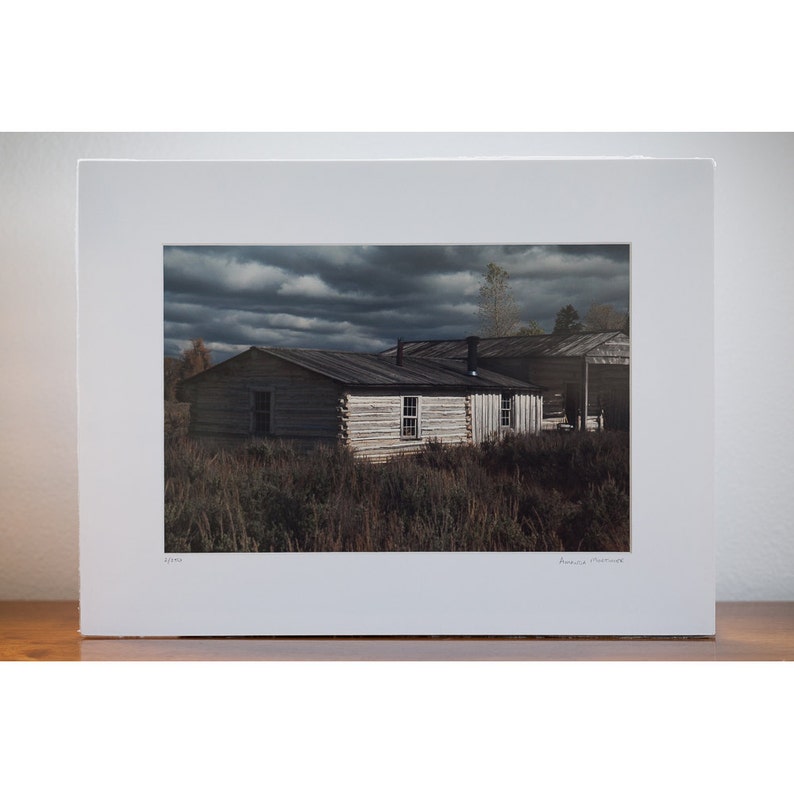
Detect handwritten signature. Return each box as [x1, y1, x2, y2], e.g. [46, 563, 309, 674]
[559, 556, 624, 566]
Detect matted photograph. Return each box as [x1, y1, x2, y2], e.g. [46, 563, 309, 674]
[164, 244, 630, 554]
[78, 157, 714, 636]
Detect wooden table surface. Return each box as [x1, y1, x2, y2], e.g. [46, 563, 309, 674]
[2, 601, 793, 661]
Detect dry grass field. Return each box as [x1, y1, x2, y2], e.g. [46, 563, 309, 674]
[164, 429, 630, 553]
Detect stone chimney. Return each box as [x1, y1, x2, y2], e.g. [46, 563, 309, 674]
[396, 338, 405, 366]
[466, 335, 480, 376]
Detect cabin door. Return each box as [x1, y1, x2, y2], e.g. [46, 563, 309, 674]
[564, 383, 580, 429]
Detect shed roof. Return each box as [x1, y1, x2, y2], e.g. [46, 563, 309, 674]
[382, 331, 629, 361]
[256, 347, 541, 390]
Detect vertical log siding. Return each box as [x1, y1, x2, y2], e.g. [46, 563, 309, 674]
[479, 356, 629, 431]
[470, 392, 543, 443]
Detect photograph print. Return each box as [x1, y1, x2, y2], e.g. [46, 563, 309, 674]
[164, 245, 630, 554]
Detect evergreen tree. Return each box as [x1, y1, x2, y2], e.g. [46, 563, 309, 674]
[553, 304, 583, 332]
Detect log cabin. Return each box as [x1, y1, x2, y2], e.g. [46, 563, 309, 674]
[178, 340, 543, 461]
[384, 332, 630, 431]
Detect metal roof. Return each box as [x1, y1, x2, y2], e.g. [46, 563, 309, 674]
[382, 331, 629, 360]
[255, 347, 541, 390]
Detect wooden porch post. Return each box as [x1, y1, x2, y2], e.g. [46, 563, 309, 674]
[581, 357, 589, 432]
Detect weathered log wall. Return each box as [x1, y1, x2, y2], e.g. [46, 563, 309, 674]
[180, 348, 560, 460]
[343, 391, 470, 460]
[180, 350, 342, 442]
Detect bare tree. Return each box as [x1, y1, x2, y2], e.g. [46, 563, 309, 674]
[165, 339, 213, 401]
[478, 263, 520, 337]
[584, 303, 628, 332]
[180, 338, 212, 379]
[516, 320, 545, 336]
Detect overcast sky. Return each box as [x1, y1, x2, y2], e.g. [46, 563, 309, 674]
[164, 245, 629, 363]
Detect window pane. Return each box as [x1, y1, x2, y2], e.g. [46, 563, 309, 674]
[402, 396, 419, 437]
[253, 391, 271, 434]
[500, 394, 511, 427]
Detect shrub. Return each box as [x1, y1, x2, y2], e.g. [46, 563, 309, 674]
[164, 401, 190, 438]
[164, 432, 630, 553]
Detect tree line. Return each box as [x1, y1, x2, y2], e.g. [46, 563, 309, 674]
[478, 262, 629, 337]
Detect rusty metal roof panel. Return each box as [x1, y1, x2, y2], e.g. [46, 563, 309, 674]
[582, 336, 631, 361]
[256, 347, 541, 390]
[384, 332, 629, 360]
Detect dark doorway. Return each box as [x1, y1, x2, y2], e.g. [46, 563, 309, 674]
[564, 382, 580, 429]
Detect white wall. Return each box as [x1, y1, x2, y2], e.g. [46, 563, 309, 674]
[1, 132, 792, 600]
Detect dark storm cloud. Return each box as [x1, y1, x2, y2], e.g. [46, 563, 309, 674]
[554, 244, 629, 262]
[164, 245, 629, 362]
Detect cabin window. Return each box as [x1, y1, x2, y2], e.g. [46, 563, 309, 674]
[401, 396, 420, 438]
[500, 393, 512, 427]
[251, 390, 273, 435]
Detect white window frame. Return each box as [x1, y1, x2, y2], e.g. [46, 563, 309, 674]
[500, 392, 513, 428]
[250, 388, 274, 436]
[401, 395, 421, 439]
